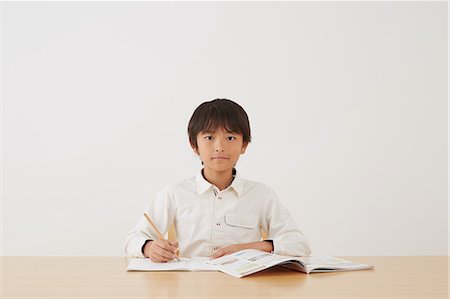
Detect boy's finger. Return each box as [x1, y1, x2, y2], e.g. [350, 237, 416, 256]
[169, 240, 179, 248]
[156, 240, 176, 252]
[212, 249, 224, 259]
[150, 253, 166, 263]
[168, 241, 179, 254]
[154, 246, 176, 260]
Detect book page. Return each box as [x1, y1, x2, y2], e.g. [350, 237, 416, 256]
[127, 257, 217, 272]
[297, 256, 374, 273]
[207, 249, 296, 278]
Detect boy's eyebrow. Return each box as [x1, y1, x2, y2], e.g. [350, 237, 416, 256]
[200, 130, 237, 134]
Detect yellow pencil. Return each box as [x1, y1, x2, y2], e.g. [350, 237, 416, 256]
[143, 213, 180, 261]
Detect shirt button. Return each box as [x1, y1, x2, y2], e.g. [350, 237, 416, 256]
[213, 247, 218, 250]
[218, 196, 222, 199]
[216, 223, 221, 226]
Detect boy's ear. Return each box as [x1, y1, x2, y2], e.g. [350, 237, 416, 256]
[191, 144, 199, 155]
[240, 142, 249, 154]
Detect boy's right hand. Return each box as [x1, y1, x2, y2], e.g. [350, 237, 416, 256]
[143, 239, 179, 263]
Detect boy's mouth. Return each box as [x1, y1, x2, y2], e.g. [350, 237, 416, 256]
[212, 156, 229, 160]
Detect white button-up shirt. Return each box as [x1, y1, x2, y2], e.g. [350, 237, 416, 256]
[124, 170, 311, 258]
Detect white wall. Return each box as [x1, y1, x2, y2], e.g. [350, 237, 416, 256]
[2, 2, 447, 256]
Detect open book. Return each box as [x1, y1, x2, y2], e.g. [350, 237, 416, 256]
[127, 249, 374, 278]
[208, 249, 374, 278]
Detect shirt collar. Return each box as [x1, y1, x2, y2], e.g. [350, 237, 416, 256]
[195, 168, 244, 197]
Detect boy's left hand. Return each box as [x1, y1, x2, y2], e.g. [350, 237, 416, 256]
[212, 244, 245, 259]
[212, 241, 274, 259]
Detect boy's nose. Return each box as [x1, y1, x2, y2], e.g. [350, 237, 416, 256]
[214, 141, 225, 152]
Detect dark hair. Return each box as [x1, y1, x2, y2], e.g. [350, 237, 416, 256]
[188, 98, 251, 149]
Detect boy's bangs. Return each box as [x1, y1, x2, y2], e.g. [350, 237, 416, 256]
[201, 114, 241, 135]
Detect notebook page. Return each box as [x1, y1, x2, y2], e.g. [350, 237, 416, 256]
[127, 257, 217, 271]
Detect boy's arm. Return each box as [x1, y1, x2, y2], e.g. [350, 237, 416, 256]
[124, 187, 175, 258]
[261, 187, 311, 256]
[212, 240, 273, 258]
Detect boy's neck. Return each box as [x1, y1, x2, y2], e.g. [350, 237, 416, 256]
[202, 168, 235, 191]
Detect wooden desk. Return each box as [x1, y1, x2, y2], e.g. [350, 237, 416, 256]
[1, 256, 448, 298]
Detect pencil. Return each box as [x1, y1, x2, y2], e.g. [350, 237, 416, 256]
[143, 213, 180, 261]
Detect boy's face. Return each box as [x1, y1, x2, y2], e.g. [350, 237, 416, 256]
[193, 127, 248, 174]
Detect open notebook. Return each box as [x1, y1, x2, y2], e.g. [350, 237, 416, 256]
[127, 257, 216, 272]
[127, 249, 374, 278]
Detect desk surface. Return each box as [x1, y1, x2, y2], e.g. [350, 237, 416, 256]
[2, 256, 448, 299]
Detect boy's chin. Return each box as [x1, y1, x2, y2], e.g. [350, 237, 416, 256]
[204, 164, 234, 173]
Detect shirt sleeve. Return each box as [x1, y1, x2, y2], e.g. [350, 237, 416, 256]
[261, 185, 312, 257]
[124, 186, 175, 258]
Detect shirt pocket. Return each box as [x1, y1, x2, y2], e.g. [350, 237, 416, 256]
[224, 213, 260, 243]
[225, 213, 258, 229]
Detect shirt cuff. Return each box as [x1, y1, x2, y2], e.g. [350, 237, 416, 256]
[141, 239, 152, 257]
[272, 238, 311, 256]
[272, 239, 287, 255]
[127, 235, 151, 258]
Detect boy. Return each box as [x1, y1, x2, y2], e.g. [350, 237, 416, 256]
[125, 99, 311, 262]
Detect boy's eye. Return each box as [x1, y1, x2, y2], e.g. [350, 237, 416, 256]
[227, 136, 236, 141]
[204, 136, 213, 140]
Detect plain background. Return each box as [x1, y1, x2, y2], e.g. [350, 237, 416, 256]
[2, 1, 448, 256]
